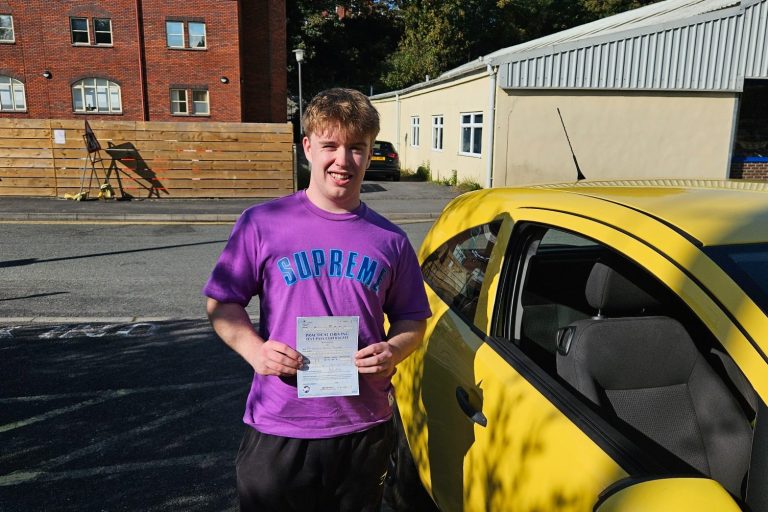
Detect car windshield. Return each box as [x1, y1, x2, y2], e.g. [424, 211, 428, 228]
[373, 141, 392, 151]
[705, 242, 768, 313]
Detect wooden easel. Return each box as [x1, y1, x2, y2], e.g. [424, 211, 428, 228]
[69, 120, 111, 200]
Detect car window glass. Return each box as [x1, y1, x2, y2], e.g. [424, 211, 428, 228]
[514, 227, 599, 370]
[422, 221, 500, 324]
[540, 229, 599, 248]
[705, 242, 768, 315]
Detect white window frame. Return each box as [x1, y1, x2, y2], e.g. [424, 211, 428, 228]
[432, 115, 444, 151]
[170, 88, 188, 114]
[166, 21, 185, 48]
[459, 112, 483, 157]
[70, 17, 90, 45]
[0, 76, 26, 111]
[191, 89, 209, 114]
[94, 18, 113, 46]
[167, 20, 206, 49]
[72, 78, 122, 114]
[170, 88, 209, 116]
[0, 14, 15, 43]
[410, 116, 420, 147]
[188, 22, 207, 49]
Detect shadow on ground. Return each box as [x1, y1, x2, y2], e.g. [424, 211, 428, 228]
[0, 320, 249, 512]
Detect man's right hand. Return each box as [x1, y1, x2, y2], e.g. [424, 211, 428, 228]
[255, 340, 303, 376]
[207, 298, 303, 378]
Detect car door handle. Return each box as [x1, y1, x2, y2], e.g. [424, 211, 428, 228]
[456, 387, 487, 427]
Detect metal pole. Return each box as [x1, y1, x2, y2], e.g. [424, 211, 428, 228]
[297, 60, 303, 132]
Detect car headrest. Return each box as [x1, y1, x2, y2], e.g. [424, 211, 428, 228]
[585, 262, 659, 315]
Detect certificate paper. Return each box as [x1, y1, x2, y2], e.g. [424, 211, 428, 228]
[296, 316, 360, 398]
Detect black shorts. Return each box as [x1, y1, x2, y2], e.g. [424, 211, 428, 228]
[235, 421, 394, 512]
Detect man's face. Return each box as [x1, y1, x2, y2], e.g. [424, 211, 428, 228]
[303, 127, 372, 213]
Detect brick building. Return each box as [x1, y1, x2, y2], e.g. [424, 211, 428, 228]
[0, 0, 286, 123]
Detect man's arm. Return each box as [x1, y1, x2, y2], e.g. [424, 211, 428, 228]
[206, 298, 302, 376]
[354, 318, 427, 376]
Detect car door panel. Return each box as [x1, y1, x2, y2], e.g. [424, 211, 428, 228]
[466, 341, 628, 512]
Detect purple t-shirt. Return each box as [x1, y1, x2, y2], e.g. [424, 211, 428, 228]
[203, 190, 431, 438]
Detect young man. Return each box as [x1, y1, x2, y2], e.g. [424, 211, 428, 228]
[203, 88, 431, 511]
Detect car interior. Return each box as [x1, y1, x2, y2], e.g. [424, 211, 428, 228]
[505, 224, 762, 503]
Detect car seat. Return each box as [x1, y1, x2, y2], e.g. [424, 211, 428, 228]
[555, 262, 753, 497]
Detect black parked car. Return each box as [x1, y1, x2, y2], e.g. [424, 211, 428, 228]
[367, 140, 400, 181]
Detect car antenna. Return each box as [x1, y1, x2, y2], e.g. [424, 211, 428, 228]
[557, 107, 586, 181]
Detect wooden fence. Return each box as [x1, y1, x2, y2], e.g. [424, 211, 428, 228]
[0, 118, 294, 198]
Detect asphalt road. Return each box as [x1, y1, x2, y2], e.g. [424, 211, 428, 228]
[1, 319, 247, 512]
[0, 212, 437, 511]
[0, 221, 433, 320]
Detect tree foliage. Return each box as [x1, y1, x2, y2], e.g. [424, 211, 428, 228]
[287, 0, 663, 102]
[382, 0, 661, 89]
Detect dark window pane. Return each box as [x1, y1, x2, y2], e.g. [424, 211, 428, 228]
[422, 222, 500, 322]
[473, 127, 482, 154]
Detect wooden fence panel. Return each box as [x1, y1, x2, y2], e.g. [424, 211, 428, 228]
[0, 118, 295, 198]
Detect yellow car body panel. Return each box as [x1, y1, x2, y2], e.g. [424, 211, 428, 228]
[596, 477, 743, 512]
[398, 181, 767, 511]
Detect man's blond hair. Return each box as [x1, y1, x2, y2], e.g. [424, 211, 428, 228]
[302, 88, 380, 143]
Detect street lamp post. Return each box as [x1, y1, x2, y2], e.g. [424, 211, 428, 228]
[293, 49, 305, 130]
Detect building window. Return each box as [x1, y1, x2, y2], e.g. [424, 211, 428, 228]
[94, 18, 112, 45]
[460, 112, 483, 156]
[0, 76, 26, 111]
[72, 78, 122, 113]
[170, 88, 209, 116]
[70, 17, 90, 45]
[192, 90, 209, 114]
[166, 20, 206, 49]
[170, 89, 187, 114]
[432, 115, 444, 151]
[0, 15, 14, 43]
[188, 22, 206, 48]
[410, 116, 420, 147]
[166, 21, 184, 48]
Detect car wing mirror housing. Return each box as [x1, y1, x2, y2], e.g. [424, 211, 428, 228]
[594, 476, 742, 512]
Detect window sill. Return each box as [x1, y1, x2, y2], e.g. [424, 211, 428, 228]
[0, 40, 15, 44]
[0, 109, 28, 113]
[74, 111, 124, 116]
[172, 114, 211, 117]
[167, 47, 208, 51]
[458, 152, 482, 158]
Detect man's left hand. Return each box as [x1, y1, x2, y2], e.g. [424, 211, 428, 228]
[355, 341, 399, 377]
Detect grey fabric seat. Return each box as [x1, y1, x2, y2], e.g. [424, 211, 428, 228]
[556, 262, 753, 497]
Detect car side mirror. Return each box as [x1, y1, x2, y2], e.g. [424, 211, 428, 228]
[594, 476, 741, 511]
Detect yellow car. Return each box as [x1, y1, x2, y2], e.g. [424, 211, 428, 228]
[387, 180, 768, 512]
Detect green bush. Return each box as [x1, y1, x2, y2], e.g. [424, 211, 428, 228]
[457, 178, 482, 193]
[415, 164, 431, 182]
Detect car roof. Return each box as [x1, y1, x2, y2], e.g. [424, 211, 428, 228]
[461, 180, 768, 247]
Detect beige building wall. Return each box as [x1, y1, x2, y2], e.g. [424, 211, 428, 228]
[372, 70, 492, 185]
[493, 90, 738, 187]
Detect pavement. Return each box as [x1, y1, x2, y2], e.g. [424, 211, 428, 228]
[0, 181, 461, 223]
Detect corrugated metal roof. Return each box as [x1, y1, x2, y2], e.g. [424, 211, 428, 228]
[493, 0, 768, 91]
[371, 0, 768, 99]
